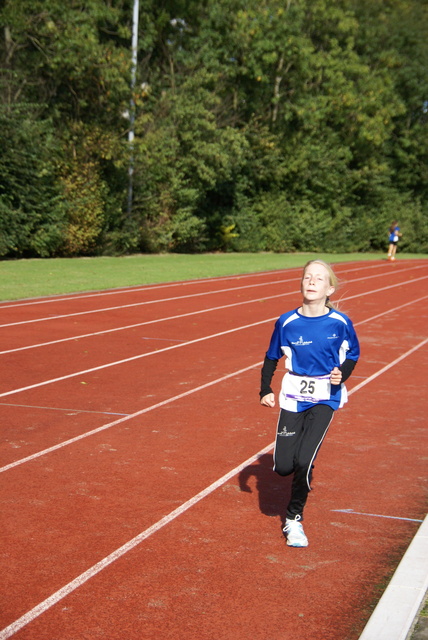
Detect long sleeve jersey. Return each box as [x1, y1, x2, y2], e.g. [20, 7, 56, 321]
[261, 307, 360, 412]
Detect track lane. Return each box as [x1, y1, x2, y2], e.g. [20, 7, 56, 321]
[0, 263, 426, 340]
[1, 283, 427, 467]
[0, 334, 426, 640]
[1, 268, 427, 395]
[0, 262, 423, 640]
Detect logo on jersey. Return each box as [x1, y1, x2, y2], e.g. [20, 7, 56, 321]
[291, 335, 312, 346]
[327, 333, 339, 340]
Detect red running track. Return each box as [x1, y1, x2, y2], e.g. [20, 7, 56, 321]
[1, 259, 427, 640]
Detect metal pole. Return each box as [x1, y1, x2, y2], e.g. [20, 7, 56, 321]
[127, 0, 139, 217]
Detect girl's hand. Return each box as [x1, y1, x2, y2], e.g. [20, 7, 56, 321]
[260, 393, 275, 407]
[330, 367, 342, 385]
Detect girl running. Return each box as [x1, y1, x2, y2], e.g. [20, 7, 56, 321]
[260, 260, 360, 547]
[387, 221, 402, 261]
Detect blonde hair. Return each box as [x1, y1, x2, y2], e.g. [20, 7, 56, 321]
[302, 260, 339, 310]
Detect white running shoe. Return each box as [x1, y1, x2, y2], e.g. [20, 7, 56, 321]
[283, 516, 308, 547]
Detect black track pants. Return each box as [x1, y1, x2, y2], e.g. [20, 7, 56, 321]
[273, 404, 334, 520]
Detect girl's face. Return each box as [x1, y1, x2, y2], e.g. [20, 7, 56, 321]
[301, 263, 335, 303]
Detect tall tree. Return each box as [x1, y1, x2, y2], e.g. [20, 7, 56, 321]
[0, 0, 426, 256]
[0, 0, 132, 256]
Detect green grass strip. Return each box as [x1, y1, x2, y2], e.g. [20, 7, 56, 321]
[0, 252, 426, 301]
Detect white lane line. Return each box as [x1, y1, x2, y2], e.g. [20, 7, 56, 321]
[0, 362, 263, 473]
[0, 402, 129, 417]
[346, 337, 428, 397]
[0, 442, 275, 640]
[0, 277, 298, 328]
[0, 268, 306, 309]
[1, 264, 426, 329]
[1, 277, 426, 397]
[332, 509, 424, 523]
[0, 319, 272, 399]
[0, 291, 298, 354]
[0, 336, 426, 639]
[351, 294, 428, 325]
[0, 260, 397, 310]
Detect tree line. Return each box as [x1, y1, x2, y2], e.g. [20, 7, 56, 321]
[1, 0, 427, 258]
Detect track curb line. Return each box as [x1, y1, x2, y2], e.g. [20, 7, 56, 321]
[358, 514, 428, 640]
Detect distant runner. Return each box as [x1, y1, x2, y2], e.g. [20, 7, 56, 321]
[387, 220, 402, 261]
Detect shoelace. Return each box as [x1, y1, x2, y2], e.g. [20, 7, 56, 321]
[284, 520, 303, 534]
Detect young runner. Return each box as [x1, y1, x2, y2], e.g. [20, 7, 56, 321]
[387, 221, 402, 261]
[260, 260, 360, 547]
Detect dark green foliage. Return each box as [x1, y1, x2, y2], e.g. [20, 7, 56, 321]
[0, 106, 66, 257]
[0, 0, 427, 257]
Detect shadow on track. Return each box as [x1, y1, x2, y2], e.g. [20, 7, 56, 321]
[238, 453, 292, 526]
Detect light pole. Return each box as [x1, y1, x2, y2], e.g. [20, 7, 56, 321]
[127, 0, 139, 217]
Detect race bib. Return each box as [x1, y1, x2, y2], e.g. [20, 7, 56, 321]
[282, 372, 331, 403]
